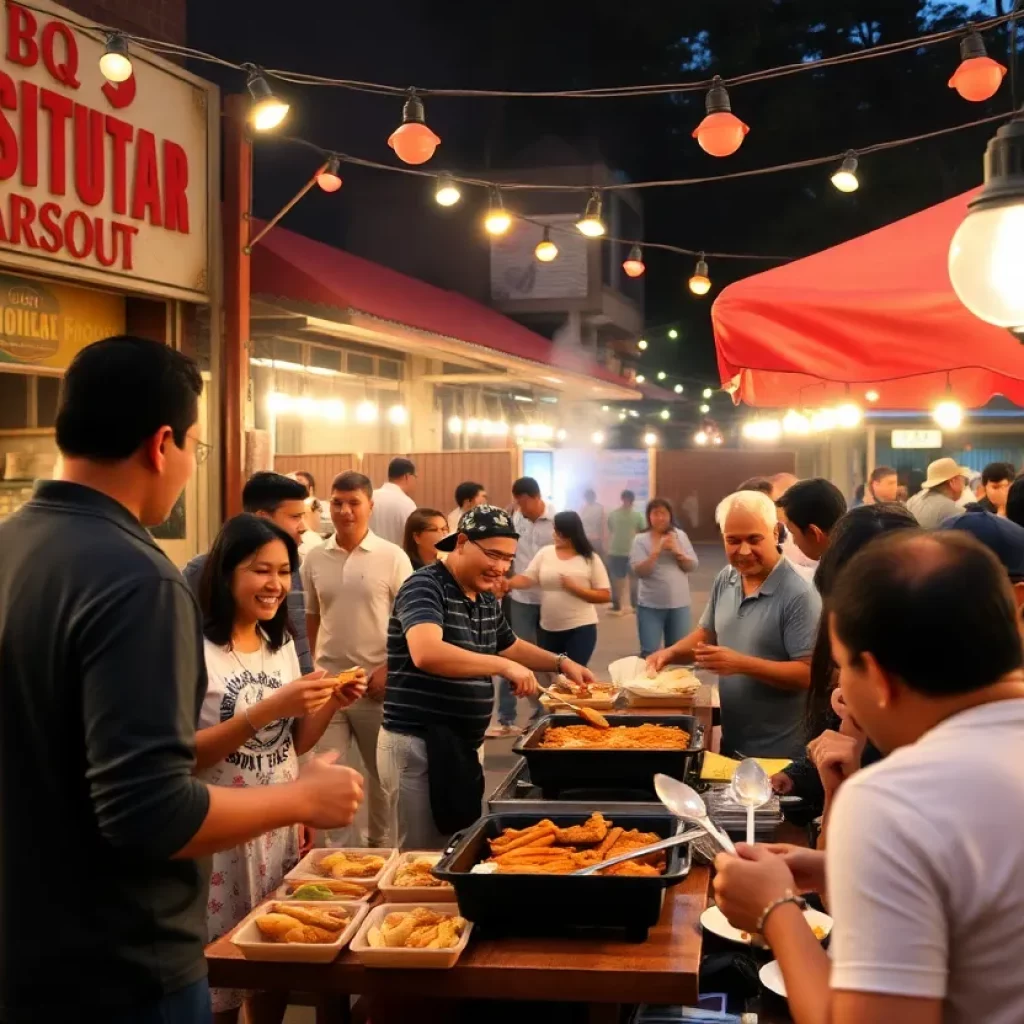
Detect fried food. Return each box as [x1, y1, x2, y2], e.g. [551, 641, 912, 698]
[316, 851, 386, 879]
[287, 880, 368, 900]
[276, 904, 350, 930]
[483, 816, 668, 875]
[551, 677, 617, 701]
[254, 905, 348, 945]
[538, 722, 690, 749]
[393, 856, 448, 889]
[366, 908, 467, 950]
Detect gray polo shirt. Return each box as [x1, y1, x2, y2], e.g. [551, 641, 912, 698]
[699, 558, 821, 759]
[629, 529, 699, 609]
[906, 487, 962, 529]
[510, 503, 554, 607]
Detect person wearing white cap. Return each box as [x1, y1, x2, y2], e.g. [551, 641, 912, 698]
[906, 457, 968, 529]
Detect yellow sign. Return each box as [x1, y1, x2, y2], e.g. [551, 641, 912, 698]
[0, 274, 125, 369]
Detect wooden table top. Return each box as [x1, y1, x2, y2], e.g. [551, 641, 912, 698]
[206, 863, 710, 1006]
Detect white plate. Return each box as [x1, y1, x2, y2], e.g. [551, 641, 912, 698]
[759, 959, 786, 998]
[700, 903, 832, 945]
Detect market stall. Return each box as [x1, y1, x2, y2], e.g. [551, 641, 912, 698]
[711, 189, 1024, 409]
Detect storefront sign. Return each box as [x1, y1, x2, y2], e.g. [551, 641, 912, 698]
[0, 271, 123, 367]
[891, 429, 943, 449]
[0, 1, 214, 300]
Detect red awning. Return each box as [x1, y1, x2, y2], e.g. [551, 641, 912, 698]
[250, 224, 634, 390]
[712, 190, 1024, 409]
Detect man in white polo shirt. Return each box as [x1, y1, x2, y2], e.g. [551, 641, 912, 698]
[368, 457, 418, 545]
[302, 470, 413, 846]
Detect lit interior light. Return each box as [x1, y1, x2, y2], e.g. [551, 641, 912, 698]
[782, 409, 811, 435]
[355, 401, 378, 424]
[835, 401, 862, 428]
[387, 405, 408, 426]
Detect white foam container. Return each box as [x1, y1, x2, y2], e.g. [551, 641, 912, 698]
[231, 899, 370, 963]
[349, 903, 473, 969]
[378, 851, 456, 903]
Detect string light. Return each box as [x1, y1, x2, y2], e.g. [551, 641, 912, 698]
[636, 374, 646, 383]
[865, 389, 880, 402]
[643, 431, 659, 447]
[668, 329, 679, 340]
[782, 409, 811, 435]
[949, 119, 1024, 331]
[657, 371, 667, 380]
[830, 151, 860, 193]
[834, 401, 863, 428]
[629, 410, 640, 418]
[355, 401, 378, 424]
[591, 430, 605, 445]
[623, 244, 646, 277]
[637, 339, 648, 351]
[674, 384, 684, 394]
[99, 33, 132, 83]
[689, 255, 712, 296]
[694, 430, 709, 446]
[576, 191, 606, 237]
[534, 228, 559, 262]
[933, 398, 964, 429]
[322, 399, 345, 422]
[447, 415, 463, 435]
[948, 30, 1007, 102]
[810, 408, 838, 432]
[702, 387, 713, 399]
[434, 173, 461, 207]
[316, 156, 343, 193]
[484, 190, 512, 236]
[659, 409, 670, 420]
[246, 70, 289, 132]
[388, 89, 440, 165]
[742, 418, 782, 442]
[699, 403, 710, 414]
[693, 76, 749, 157]
[387, 405, 409, 426]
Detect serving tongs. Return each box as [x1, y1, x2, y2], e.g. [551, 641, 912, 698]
[571, 826, 705, 876]
[538, 685, 610, 729]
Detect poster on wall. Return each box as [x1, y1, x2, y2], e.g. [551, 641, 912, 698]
[552, 448, 650, 515]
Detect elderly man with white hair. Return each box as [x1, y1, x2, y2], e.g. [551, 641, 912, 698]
[647, 489, 821, 758]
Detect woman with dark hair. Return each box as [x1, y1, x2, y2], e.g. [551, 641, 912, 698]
[772, 502, 918, 825]
[629, 497, 699, 657]
[196, 515, 366, 1024]
[402, 507, 449, 569]
[506, 510, 611, 667]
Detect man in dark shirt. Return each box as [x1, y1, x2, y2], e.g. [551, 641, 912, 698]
[183, 471, 313, 673]
[379, 505, 595, 849]
[0, 337, 364, 1023]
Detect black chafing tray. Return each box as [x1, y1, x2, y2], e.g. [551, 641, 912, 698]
[510, 713, 702, 796]
[433, 811, 692, 941]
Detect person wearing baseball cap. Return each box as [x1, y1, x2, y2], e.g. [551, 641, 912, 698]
[941, 509, 1024, 622]
[377, 505, 596, 849]
[906, 457, 970, 529]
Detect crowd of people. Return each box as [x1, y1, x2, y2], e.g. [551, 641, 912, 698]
[2, 335, 1023, 1024]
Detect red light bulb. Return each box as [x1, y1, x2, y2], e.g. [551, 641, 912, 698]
[622, 244, 645, 278]
[316, 156, 343, 192]
[949, 31, 1006, 103]
[693, 76, 749, 158]
[388, 90, 441, 165]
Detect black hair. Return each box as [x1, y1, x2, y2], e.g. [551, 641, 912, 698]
[853, 484, 865, 503]
[870, 465, 897, 484]
[736, 476, 774, 495]
[1007, 476, 1024, 529]
[198, 514, 298, 651]
[242, 472, 309, 515]
[512, 476, 541, 499]
[455, 481, 484, 507]
[332, 471, 373, 499]
[553, 510, 594, 559]
[982, 461, 1016, 486]
[832, 531, 1022, 697]
[644, 497, 677, 531]
[388, 457, 416, 480]
[776, 478, 847, 534]
[403, 507, 447, 568]
[55, 335, 202, 460]
[621, 489, 635, 502]
[294, 470, 316, 493]
[804, 503, 919, 736]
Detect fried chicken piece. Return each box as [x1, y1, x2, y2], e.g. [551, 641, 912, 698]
[603, 860, 660, 877]
[284, 923, 341, 944]
[555, 812, 609, 845]
[318, 852, 385, 878]
[596, 826, 624, 858]
[394, 858, 445, 887]
[406, 925, 440, 949]
[276, 904, 350, 931]
[381, 914, 417, 947]
[256, 913, 305, 942]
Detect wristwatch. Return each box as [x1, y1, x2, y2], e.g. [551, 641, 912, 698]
[555, 653, 570, 674]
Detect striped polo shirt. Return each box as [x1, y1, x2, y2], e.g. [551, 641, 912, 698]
[383, 561, 517, 746]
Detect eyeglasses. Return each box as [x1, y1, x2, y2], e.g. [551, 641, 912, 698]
[471, 539, 516, 566]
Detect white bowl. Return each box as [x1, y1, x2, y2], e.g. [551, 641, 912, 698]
[700, 903, 832, 946]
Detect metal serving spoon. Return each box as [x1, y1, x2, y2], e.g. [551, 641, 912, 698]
[729, 758, 773, 845]
[654, 773, 736, 854]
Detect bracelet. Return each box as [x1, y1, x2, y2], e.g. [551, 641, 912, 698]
[555, 653, 569, 674]
[243, 705, 260, 734]
[756, 890, 807, 934]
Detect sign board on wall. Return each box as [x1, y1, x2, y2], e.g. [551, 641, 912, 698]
[0, 271, 124, 367]
[892, 429, 943, 449]
[0, 1, 216, 301]
[490, 214, 587, 301]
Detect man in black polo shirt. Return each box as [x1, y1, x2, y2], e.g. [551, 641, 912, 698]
[379, 505, 595, 849]
[0, 337, 364, 1023]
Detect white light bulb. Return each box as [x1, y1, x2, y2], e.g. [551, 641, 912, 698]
[694, 430, 708, 446]
[782, 409, 811, 435]
[674, 384, 684, 394]
[933, 399, 964, 430]
[643, 432, 658, 447]
[699, 404, 710, 414]
[635, 374, 646, 383]
[252, 97, 289, 132]
[742, 418, 782, 442]
[591, 431, 605, 445]
[321, 399, 345, 422]
[267, 391, 293, 415]
[448, 416, 463, 434]
[865, 389, 880, 403]
[659, 409, 670, 420]
[485, 210, 512, 236]
[831, 169, 859, 193]
[435, 176, 461, 206]
[949, 202, 1024, 329]
[834, 401, 862, 428]
[638, 339, 648, 351]
[99, 51, 132, 84]
[702, 387, 713, 399]
[387, 405, 408, 426]
[355, 401, 378, 424]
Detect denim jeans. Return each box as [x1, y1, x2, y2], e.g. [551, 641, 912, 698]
[637, 605, 692, 657]
[498, 599, 542, 726]
[538, 624, 598, 667]
[607, 554, 638, 611]
[106, 978, 212, 1024]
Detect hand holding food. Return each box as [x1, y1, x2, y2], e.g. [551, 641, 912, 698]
[255, 903, 351, 944]
[502, 660, 539, 697]
[330, 669, 368, 708]
[316, 851, 387, 880]
[267, 671, 337, 719]
[558, 658, 595, 689]
[366, 907, 467, 949]
[645, 648, 673, 675]
[295, 752, 365, 829]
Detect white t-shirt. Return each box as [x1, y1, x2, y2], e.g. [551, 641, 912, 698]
[368, 481, 417, 545]
[827, 698, 1024, 1024]
[521, 545, 611, 632]
[199, 636, 302, 788]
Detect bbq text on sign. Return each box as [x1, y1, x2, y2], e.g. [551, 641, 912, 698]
[0, 1, 213, 299]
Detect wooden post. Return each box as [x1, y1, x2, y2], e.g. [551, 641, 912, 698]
[222, 93, 252, 519]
